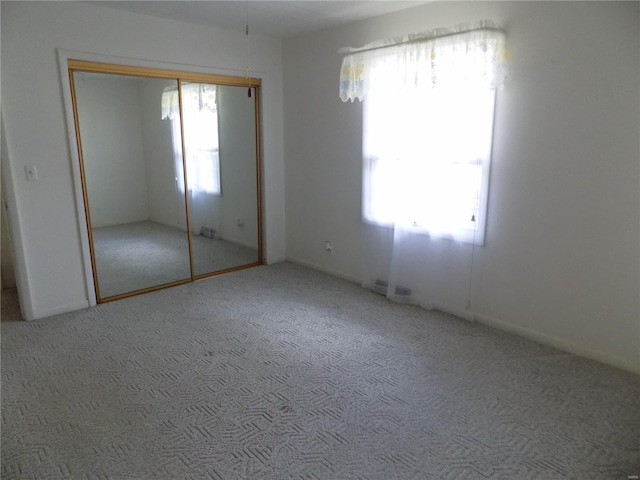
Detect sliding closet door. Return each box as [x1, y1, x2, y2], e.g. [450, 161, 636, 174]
[72, 72, 191, 300]
[69, 60, 263, 303]
[184, 82, 261, 277]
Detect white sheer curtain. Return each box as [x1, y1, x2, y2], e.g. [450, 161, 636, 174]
[340, 21, 506, 318]
[162, 83, 221, 236]
[340, 20, 507, 102]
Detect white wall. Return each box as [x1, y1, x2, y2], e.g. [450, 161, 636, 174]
[283, 1, 640, 373]
[74, 74, 151, 228]
[1, 1, 285, 319]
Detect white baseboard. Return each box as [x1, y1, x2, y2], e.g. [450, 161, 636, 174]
[474, 313, 640, 375]
[430, 303, 475, 322]
[284, 258, 639, 374]
[285, 256, 362, 284]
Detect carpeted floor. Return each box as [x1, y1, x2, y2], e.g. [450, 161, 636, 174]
[2, 262, 639, 479]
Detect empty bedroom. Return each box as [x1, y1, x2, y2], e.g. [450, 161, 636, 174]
[1, 1, 639, 479]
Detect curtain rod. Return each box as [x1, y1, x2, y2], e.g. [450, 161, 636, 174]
[339, 26, 503, 56]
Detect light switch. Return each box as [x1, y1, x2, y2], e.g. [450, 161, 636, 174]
[25, 165, 38, 181]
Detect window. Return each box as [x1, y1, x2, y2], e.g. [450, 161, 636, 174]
[363, 78, 496, 244]
[340, 22, 506, 244]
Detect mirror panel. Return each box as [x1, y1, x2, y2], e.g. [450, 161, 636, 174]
[184, 83, 260, 277]
[70, 62, 263, 302]
[73, 72, 191, 299]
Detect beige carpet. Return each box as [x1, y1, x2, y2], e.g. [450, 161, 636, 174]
[2, 262, 639, 479]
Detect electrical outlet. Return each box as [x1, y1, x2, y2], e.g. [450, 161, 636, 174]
[25, 165, 38, 181]
[325, 241, 333, 252]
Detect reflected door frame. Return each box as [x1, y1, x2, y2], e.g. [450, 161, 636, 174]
[58, 49, 263, 305]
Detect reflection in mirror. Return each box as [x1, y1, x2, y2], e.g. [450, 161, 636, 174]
[70, 61, 263, 303]
[179, 83, 260, 277]
[73, 72, 191, 299]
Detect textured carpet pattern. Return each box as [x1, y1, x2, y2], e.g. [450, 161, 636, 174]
[2, 262, 639, 479]
[92, 221, 258, 298]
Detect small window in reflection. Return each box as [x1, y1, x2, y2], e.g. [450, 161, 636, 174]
[162, 83, 221, 195]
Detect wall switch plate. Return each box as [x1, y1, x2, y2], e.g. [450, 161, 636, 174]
[25, 165, 38, 181]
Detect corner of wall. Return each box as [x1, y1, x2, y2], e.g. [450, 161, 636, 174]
[1, 113, 35, 320]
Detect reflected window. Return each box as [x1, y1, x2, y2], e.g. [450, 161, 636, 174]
[162, 83, 221, 195]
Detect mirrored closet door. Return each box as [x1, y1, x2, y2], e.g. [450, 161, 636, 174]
[69, 61, 262, 302]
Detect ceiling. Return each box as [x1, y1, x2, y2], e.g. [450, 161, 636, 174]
[91, 1, 430, 39]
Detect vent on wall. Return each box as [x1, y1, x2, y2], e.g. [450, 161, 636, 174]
[372, 279, 411, 298]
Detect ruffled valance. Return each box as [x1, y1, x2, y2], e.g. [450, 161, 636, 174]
[162, 83, 217, 120]
[339, 21, 507, 102]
